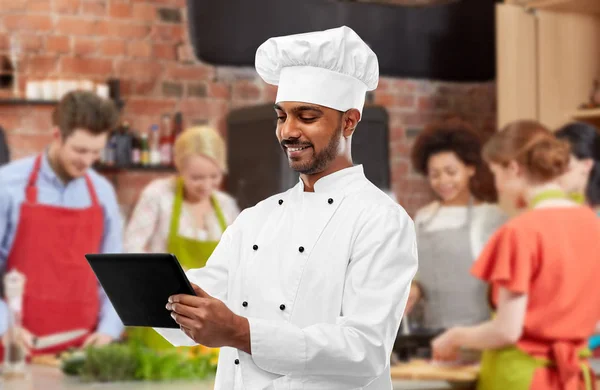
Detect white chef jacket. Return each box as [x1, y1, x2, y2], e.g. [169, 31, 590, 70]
[156, 165, 418, 389]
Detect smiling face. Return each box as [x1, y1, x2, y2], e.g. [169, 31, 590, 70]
[179, 155, 223, 202]
[427, 151, 475, 205]
[55, 128, 107, 179]
[274, 102, 347, 175]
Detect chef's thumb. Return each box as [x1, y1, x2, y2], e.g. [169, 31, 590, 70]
[191, 283, 210, 298]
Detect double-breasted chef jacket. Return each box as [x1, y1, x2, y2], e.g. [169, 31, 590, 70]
[156, 165, 418, 389]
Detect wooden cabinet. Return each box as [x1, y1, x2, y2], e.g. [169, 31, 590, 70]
[497, 0, 600, 130]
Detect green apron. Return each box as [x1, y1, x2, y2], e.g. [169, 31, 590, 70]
[477, 189, 594, 390]
[128, 178, 228, 352]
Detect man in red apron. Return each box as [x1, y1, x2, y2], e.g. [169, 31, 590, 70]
[0, 91, 124, 356]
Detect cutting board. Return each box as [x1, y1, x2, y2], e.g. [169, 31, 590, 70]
[390, 359, 479, 382]
[31, 354, 61, 367]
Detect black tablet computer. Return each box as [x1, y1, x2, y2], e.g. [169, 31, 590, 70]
[85, 253, 196, 328]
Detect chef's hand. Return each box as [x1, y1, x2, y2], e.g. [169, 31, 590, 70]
[2, 326, 34, 355]
[431, 328, 462, 362]
[405, 282, 422, 315]
[82, 332, 113, 348]
[167, 284, 250, 352]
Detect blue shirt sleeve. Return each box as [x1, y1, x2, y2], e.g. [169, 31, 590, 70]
[0, 173, 11, 335]
[96, 182, 125, 339]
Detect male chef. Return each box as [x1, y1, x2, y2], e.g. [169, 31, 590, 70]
[0, 91, 124, 354]
[158, 26, 418, 389]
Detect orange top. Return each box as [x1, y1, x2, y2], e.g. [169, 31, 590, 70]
[471, 206, 600, 359]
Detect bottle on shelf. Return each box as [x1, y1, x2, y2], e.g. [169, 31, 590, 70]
[114, 120, 132, 167]
[140, 133, 149, 166]
[160, 114, 174, 166]
[149, 124, 161, 166]
[131, 130, 141, 166]
[104, 130, 118, 167]
[173, 112, 184, 140]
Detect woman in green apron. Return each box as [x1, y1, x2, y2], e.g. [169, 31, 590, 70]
[124, 126, 240, 354]
[431, 120, 600, 390]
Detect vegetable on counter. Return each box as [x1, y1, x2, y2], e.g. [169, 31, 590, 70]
[59, 341, 218, 382]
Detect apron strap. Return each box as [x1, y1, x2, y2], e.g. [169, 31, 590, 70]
[210, 196, 228, 233]
[168, 178, 185, 239]
[25, 154, 99, 207]
[25, 155, 44, 203]
[168, 178, 229, 238]
[83, 175, 100, 206]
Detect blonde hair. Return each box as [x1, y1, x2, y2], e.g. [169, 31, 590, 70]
[174, 126, 227, 173]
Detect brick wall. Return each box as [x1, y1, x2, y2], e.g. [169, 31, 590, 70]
[0, 1, 496, 218]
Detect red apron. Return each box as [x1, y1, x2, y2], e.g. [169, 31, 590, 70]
[2, 154, 103, 356]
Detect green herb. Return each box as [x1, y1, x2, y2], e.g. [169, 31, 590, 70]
[61, 341, 217, 383]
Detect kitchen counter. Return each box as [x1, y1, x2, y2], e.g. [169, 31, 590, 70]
[2, 364, 598, 390]
[0, 365, 458, 390]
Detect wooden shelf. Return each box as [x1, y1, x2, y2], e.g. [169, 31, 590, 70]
[94, 164, 176, 173]
[571, 107, 600, 126]
[0, 98, 125, 109]
[524, 0, 600, 15]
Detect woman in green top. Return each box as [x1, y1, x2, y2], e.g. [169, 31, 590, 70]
[124, 126, 240, 352]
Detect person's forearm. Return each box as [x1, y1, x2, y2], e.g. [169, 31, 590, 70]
[454, 320, 516, 351]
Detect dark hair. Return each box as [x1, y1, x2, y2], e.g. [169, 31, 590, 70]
[411, 118, 497, 202]
[483, 120, 571, 182]
[52, 90, 119, 139]
[555, 122, 600, 206]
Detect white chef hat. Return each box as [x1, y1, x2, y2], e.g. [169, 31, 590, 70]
[255, 26, 379, 116]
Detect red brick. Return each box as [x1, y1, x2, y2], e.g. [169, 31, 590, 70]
[28, 0, 51, 12]
[60, 57, 113, 76]
[176, 43, 196, 63]
[0, 114, 22, 132]
[133, 80, 158, 95]
[390, 127, 405, 141]
[394, 95, 416, 109]
[6, 133, 53, 154]
[127, 41, 152, 58]
[374, 93, 395, 107]
[100, 40, 126, 57]
[232, 80, 261, 100]
[151, 25, 184, 41]
[0, 34, 8, 50]
[392, 79, 418, 94]
[263, 84, 277, 102]
[109, 2, 132, 18]
[115, 60, 162, 80]
[19, 34, 43, 52]
[166, 64, 214, 81]
[3, 14, 53, 31]
[45, 36, 71, 54]
[54, 0, 80, 14]
[207, 82, 230, 99]
[105, 22, 150, 39]
[73, 37, 97, 56]
[126, 98, 177, 115]
[179, 99, 228, 119]
[56, 17, 108, 36]
[24, 55, 59, 75]
[4, 0, 27, 11]
[417, 96, 450, 111]
[132, 3, 156, 22]
[153, 43, 176, 60]
[81, 1, 106, 16]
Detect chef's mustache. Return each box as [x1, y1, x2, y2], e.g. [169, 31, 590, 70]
[281, 140, 312, 148]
